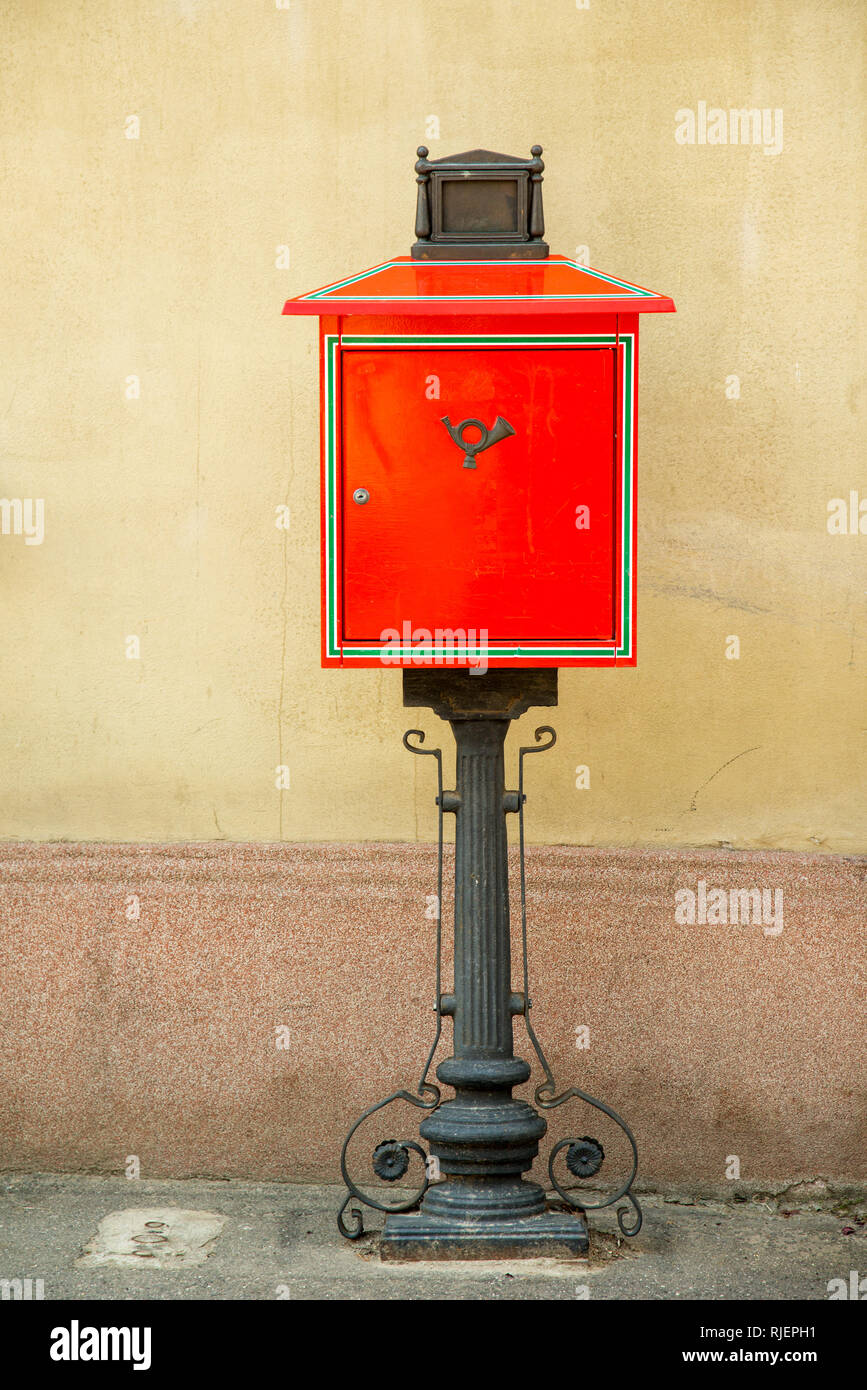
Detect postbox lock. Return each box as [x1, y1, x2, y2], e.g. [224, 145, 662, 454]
[441, 414, 516, 469]
[352, 487, 370, 505]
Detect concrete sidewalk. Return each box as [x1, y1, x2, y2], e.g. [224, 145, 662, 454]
[0, 1174, 863, 1301]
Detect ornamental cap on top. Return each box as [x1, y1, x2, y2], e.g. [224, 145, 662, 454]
[412, 145, 548, 260]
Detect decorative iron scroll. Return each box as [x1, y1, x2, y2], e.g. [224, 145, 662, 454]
[517, 726, 643, 1238]
[336, 722, 642, 1241]
[336, 730, 444, 1240]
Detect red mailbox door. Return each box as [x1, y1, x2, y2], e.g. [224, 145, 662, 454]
[341, 345, 617, 644]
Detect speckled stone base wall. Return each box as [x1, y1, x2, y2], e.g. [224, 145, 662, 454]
[1, 842, 864, 1187]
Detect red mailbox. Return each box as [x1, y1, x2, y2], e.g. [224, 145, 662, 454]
[285, 148, 677, 1260]
[284, 236, 673, 671]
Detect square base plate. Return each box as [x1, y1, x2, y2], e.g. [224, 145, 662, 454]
[380, 1210, 589, 1261]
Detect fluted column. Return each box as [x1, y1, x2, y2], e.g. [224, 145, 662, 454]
[381, 669, 588, 1255]
[419, 713, 546, 1223]
[452, 718, 511, 1058]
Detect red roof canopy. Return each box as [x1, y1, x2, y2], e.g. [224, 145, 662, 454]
[283, 254, 675, 317]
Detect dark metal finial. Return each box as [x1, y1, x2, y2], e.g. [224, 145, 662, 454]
[414, 146, 432, 241]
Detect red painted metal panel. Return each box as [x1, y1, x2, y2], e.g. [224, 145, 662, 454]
[284, 255, 676, 317]
[302, 295, 665, 667]
[336, 311, 621, 338]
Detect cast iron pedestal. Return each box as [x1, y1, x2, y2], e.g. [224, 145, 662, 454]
[338, 669, 640, 1260]
[381, 670, 586, 1259]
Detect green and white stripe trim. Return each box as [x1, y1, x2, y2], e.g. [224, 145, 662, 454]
[324, 332, 634, 662]
[306, 259, 657, 301]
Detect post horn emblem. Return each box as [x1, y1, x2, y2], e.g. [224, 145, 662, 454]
[441, 414, 516, 469]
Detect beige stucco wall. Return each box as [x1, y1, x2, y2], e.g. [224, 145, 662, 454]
[1, 0, 864, 851]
